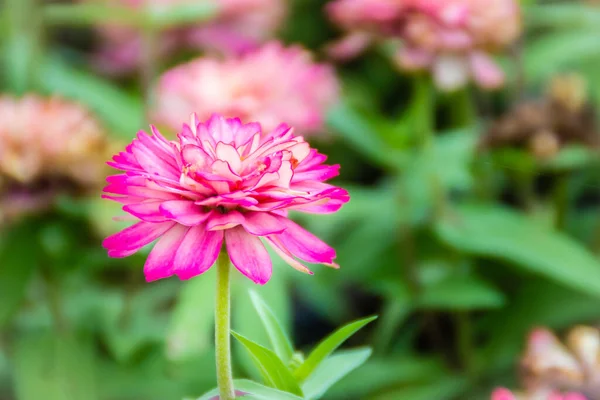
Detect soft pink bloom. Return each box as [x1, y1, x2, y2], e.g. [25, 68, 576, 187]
[0, 95, 109, 221]
[87, 0, 286, 75]
[102, 114, 349, 284]
[491, 387, 587, 400]
[152, 42, 339, 137]
[326, 0, 521, 90]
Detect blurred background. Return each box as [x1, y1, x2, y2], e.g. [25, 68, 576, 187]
[1, 0, 600, 399]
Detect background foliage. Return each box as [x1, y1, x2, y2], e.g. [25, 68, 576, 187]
[1, 0, 600, 399]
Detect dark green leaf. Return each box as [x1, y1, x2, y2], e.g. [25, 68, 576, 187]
[326, 102, 399, 168]
[231, 331, 304, 396]
[0, 222, 38, 327]
[436, 205, 600, 297]
[249, 290, 295, 364]
[325, 356, 447, 399]
[302, 347, 372, 400]
[370, 376, 468, 400]
[293, 316, 377, 383]
[416, 276, 506, 310]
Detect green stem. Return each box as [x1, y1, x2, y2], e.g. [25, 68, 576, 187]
[413, 77, 446, 218]
[450, 88, 475, 129]
[44, 273, 67, 334]
[215, 252, 235, 400]
[553, 173, 569, 230]
[455, 311, 474, 377]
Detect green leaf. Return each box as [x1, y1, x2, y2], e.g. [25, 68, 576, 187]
[524, 31, 600, 83]
[293, 315, 377, 383]
[13, 332, 98, 400]
[194, 379, 304, 400]
[525, 4, 600, 29]
[43, 2, 217, 29]
[249, 290, 295, 364]
[37, 56, 144, 139]
[481, 280, 600, 372]
[326, 102, 399, 168]
[302, 347, 372, 400]
[325, 356, 447, 399]
[370, 376, 468, 400]
[436, 205, 600, 297]
[231, 331, 304, 396]
[416, 276, 506, 310]
[0, 221, 38, 327]
[166, 270, 216, 361]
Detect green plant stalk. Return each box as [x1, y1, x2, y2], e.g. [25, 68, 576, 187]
[141, 25, 158, 123]
[455, 311, 474, 377]
[553, 173, 569, 230]
[215, 252, 235, 400]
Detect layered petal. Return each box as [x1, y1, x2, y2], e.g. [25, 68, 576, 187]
[225, 226, 272, 284]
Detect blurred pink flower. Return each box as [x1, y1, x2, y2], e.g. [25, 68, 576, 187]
[88, 0, 286, 75]
[152, 42, 339, 136]
[0, 95, 109, 221]
[519, 326, 600, 398]
[102, 114, 349, 284]
[491, 387, 587, 400]
[327, 0, 521, 91]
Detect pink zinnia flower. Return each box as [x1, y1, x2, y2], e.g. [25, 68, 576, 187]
[102, 114, 349, 284]
[152, 42, 339, 137]
[326, 0, 521, 91]
[88, 0, 286, 75]
[0, 95, 110, 221]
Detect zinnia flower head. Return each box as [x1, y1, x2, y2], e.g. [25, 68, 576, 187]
[152, 42, 339, 136]
[102, 114, 349, 284]
[519, 326, 600, 399]
[326, 0, 521, 91]
[491, 387, 587, 400]
[0, 95, 108, 221]
[88, 0, 285, 75]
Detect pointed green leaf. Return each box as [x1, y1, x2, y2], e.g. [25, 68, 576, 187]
[249, 289, 295, 364]
[302, 347, 372, 400]
[294, 316, 377, 383]
[231, 331, 303, 397]
[194, 379, 304, 400]
[436, 205, 600, 297]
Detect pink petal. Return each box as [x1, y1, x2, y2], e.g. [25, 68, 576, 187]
[215, 142, 241, 172]
[181, 144, 212, 169]
[265, 236, 313, 275]
[241, 212, 286, 236]
[144, 224, 188, 281]
[490, 388, 516, 400]
[173, 225, 224, 280]
[225, 226, 272, 285]
[104, 221, 176, 258]
[123, 201, 167, 222]
[159, 200, 211, 226]
[206, 210, 245, 231]
[470, 52, 505, 90]
[270, 217, 336, 264]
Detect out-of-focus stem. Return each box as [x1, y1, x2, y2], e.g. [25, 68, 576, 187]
[215, 252, 235, 400]
[455, 311, 474, 377]
[553, 173, 569, 230]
